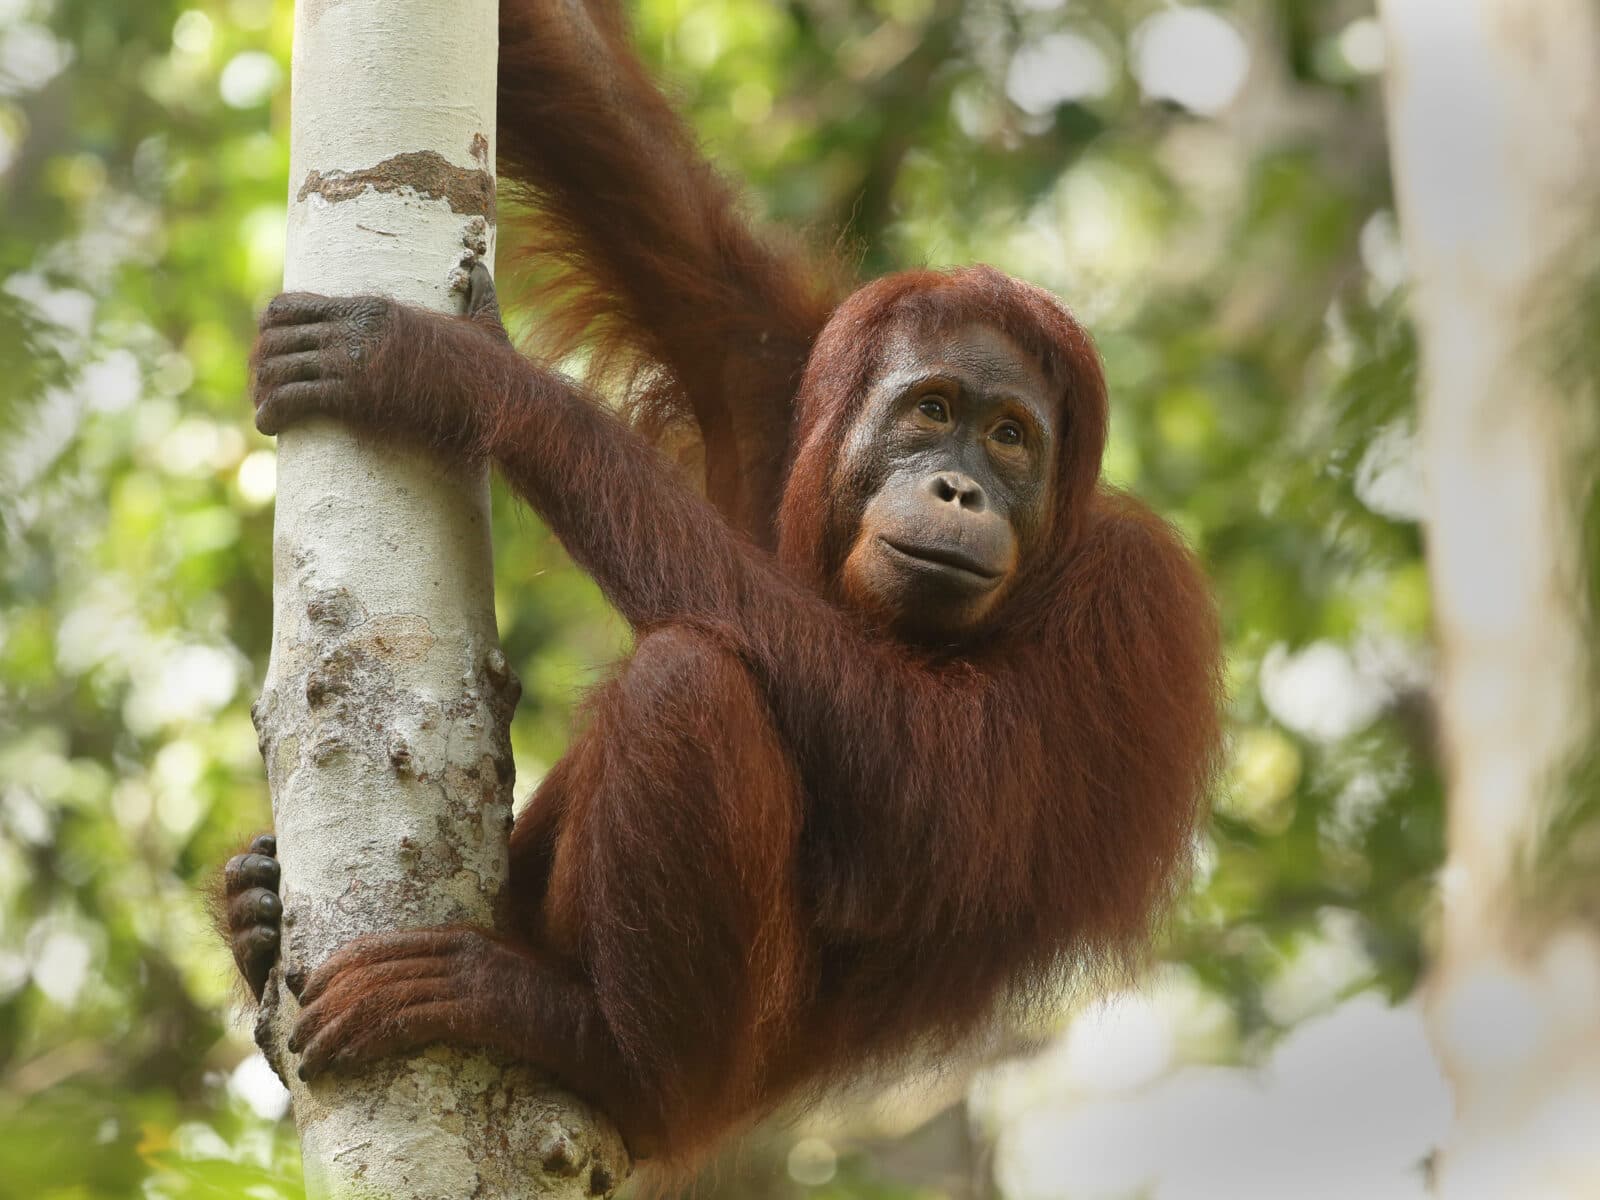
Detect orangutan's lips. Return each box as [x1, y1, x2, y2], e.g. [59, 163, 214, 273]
[879, 538, 1003, 582]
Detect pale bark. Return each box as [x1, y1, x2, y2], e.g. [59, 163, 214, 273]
[1379, 1, 1600, 1195]
[252, 2, 628, 1196]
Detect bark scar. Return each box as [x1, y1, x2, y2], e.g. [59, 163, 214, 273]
[298, 149, 496, 220]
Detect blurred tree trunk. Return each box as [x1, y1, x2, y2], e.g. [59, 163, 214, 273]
[1380, 2, 1600, 1195]
[253, 1, 626, 1195]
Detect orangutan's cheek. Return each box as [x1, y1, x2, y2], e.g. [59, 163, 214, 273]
[840, 531, 897, 618]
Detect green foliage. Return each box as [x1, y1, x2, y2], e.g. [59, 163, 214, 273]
[0, 0, 1436, 1195]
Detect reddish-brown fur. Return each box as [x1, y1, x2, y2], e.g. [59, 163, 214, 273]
[495, 0, 843, 546]
[229, 0, 1225, 1182]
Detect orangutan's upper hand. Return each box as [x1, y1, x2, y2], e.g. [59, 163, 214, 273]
[249, 291, 398, 436]
[249, 263, 510, 444]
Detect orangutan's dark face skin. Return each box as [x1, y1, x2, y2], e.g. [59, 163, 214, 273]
[838, 323, 1058, 638]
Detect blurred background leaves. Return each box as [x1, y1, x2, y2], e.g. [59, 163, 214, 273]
[0, 0, 1453, 1196]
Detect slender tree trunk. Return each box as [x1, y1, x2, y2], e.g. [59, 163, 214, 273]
[1380, 2, 1600, 1194]
[252, 2, 628, 1195]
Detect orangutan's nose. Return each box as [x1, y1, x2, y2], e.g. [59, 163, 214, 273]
[927, 472, 986, 512]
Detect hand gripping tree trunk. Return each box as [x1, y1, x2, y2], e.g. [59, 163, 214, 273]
[251, 2, 628, 1196]
[1381, 1, 1600, 1194]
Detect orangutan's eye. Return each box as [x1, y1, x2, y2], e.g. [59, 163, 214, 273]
[992, 421, 1024, 446]
[918, 397, 950, 422]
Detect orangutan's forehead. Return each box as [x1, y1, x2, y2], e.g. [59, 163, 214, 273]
[873, 321, 1055, 396]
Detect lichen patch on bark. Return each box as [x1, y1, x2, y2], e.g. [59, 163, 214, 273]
[298, 150, 496, 220]
[299, 0, 349, 30]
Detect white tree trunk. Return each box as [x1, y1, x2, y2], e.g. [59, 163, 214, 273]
[1380, 2, 1600, 1195]
[253, 2, 628, 1196]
